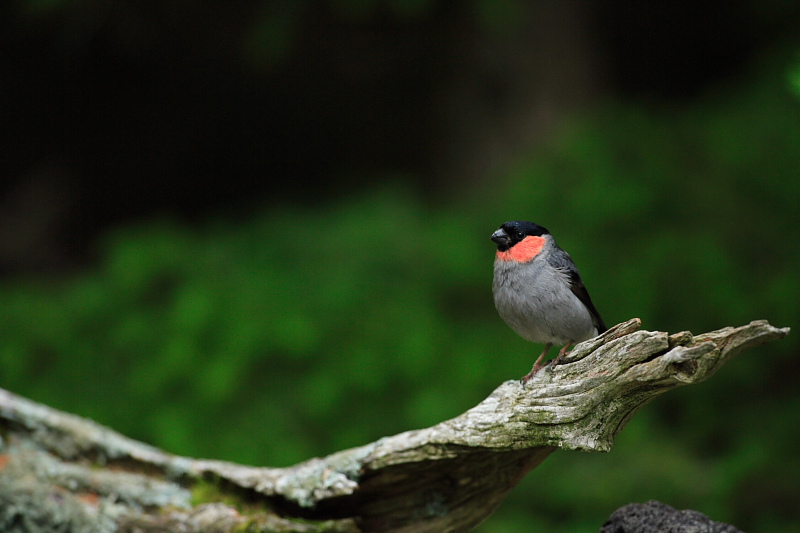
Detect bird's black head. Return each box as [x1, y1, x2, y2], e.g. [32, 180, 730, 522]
[491, 221, 550, 251]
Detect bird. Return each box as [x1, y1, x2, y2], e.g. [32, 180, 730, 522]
[491, 220, 606, 384]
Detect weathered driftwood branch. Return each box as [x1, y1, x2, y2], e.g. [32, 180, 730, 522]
[0, 320, 789, 532]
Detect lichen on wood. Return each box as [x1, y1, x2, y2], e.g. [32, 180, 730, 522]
[0, 319, 789, 532]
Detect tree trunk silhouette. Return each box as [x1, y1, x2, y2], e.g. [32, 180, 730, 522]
[0, 319, 789, 532]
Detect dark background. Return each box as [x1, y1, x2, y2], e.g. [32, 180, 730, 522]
[1, 1, 799, 531]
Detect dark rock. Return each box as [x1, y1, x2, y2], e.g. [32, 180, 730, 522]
[600, 500, 744, 533]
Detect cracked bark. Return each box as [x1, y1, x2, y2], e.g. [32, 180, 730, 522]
[0, 319, 789, 532]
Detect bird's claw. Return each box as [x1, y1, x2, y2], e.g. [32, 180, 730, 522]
[520, 363, 543, 385]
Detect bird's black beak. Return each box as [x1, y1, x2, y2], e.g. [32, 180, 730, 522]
[491, 228, 510, 248]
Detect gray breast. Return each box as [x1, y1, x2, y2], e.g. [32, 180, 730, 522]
[493, 258, 597, 345]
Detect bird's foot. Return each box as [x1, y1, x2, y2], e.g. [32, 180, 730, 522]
[520, 343, 552, 385]
[520, 363, 544, 385]
[550, 342, 575, 369]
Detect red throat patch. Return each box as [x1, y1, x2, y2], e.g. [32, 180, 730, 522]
[495, 235, 545, 263]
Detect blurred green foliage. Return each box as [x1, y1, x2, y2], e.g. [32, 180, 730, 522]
[1, 59, 799, 532]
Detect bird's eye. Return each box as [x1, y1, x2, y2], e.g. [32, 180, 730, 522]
[515, 231, 525, 239]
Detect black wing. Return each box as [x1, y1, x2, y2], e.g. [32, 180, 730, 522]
[550, 247, 607, 334]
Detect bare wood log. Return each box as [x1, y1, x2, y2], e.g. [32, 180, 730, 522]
[0, 319, 789, 532]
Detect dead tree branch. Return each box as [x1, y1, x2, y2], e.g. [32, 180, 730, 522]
[0, 319, 789, 532]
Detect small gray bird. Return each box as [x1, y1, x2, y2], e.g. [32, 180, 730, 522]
[491, 221, 606, 383]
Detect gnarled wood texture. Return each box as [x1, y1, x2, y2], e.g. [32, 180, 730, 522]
[0, 319, 789, 532]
